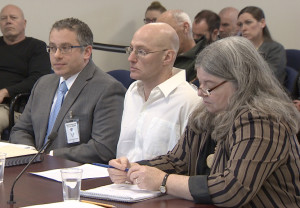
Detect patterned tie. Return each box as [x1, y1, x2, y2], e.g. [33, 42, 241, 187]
[44, 81, 68, 144]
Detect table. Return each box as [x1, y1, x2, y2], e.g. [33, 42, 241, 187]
[0, 155, 216, 208]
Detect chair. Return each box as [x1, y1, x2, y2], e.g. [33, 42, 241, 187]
[107, 69, 135, 89]
[286, 49, 300, 72]
[1, 92, 30, 140]
[284, 66, 299, 95]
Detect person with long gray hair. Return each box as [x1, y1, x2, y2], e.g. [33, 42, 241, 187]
[108, 36, 300, 207]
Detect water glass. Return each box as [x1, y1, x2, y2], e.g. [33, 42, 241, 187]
[60, 168, 83, 202]
[0, 153, 6, 183]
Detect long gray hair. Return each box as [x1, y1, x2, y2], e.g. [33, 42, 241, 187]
[190, 36, 300, 140]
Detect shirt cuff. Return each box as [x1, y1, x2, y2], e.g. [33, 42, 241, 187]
[188, 175, 212, 204]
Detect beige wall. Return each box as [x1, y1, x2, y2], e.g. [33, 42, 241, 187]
[1, 0, 299, 72]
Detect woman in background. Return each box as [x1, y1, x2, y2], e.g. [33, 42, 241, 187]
[238, 6, 286, 85]
[144, 1, 166, 24]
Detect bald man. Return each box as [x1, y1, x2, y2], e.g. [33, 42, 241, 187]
[157, 10, 207, 83]
[218, 7, 240, 38]
[117, 23, 201, 162]
[0, 4, 51, 138]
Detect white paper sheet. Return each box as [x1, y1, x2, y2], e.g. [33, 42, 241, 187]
[22, 201, 103, 208]
[30, 164, 109, 182]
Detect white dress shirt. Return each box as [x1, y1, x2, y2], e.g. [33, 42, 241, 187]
[117, 68, 202, 162]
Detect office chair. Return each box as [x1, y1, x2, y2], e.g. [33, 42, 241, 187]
[286, 49, 300, 72]
[107, 69, 135, 89]
[284, 66, 299, 95]
[1, 92, 30, 140]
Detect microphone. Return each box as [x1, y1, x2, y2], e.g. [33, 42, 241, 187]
[7, 132, 58, 204]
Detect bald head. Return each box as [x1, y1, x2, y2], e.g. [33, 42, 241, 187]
[0, 4, 24, 19]
[0, 4, 26, 44]
[157, 10, 194, 54]
[134, 22, 179, 54]
[218, 7, 239, 38]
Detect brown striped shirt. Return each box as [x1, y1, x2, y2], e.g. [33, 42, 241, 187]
[140, 109, 300, 207]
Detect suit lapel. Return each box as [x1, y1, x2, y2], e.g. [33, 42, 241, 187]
[38, 76, 60, 148]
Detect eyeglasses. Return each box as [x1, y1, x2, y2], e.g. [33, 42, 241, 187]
[47, 45, 85, 54]
[143, 18, 157, 24]
[198, 80, 227, 96]
[125, 46, 168, 58]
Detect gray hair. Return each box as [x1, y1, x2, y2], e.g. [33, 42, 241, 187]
[171, 10, 192, 34]
[51, 18, 93, 47]
[190, 36, 300, 139]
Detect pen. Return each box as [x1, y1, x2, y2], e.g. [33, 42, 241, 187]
[81, 199, 116, 208]
[92, 163, 129, 172]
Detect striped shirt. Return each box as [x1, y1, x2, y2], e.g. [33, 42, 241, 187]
[140, 109, 300, 207]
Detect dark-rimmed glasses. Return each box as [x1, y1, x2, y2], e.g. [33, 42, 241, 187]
[198, 80, 227, 96]
[47, 45, 85, 54]
[125, 46, 168, 58]
[144, 18, 157, 24]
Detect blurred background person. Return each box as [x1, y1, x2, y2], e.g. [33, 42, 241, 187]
[0, 4, 51, 138]
[218, 7, 239, 38]
[144, 1, 166, 24]
[158, 10, 207, 82]
[238, 6, 286, 85]
[192, 10, 220, 44]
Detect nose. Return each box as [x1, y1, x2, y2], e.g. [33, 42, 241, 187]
[53, 48, 63, 58]
[128, 51, 137, 62]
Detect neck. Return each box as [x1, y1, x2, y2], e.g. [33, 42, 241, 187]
[143, 69, 173, 101]
[4, 35, 26, 45]
[180, 38, 195, 54]
[252, 37, 264, 49]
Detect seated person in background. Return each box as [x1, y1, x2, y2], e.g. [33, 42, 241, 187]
[157, 10, 207, 83]
[10, 18, 126, 164]
[117, 23, 201, 162]
[192, 10, 220, 44]
[108, 36, 300, 207]
[0, 4, 51, 137]
[218, 7, 240, 38]
[144, 1, 166, 24]
[238, 6, 286, 84]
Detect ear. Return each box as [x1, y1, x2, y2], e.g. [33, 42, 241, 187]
[162, 50, 176, 66]
[83, 45, 93, 60]
[260, 18, 266, 29]
[212, 29, 219, 41]
[182, 22, 190, 34]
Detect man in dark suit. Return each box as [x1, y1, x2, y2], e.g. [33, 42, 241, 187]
[10, 18, 126, 163]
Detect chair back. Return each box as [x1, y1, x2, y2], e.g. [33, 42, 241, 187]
[286, 49, 300, 72]
[284, 66, 299, 94]
[107, 69, 135, 89]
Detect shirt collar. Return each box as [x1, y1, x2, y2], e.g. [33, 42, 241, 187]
[133, 67, 186, 98]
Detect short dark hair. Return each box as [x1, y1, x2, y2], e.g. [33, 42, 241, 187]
[194, 10, 220, 33]
[238, 6, 272, 41]
[146, 1, 166, 13]
[51, 18, 93, 47]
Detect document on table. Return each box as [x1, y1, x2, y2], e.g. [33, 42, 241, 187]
[30, 164, 109, 182]
[22, 201, 102, 208]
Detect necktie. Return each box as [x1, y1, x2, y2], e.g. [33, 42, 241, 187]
[44, 81, 68, 143]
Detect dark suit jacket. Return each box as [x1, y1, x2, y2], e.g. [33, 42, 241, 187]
[10, 60, 126, 163]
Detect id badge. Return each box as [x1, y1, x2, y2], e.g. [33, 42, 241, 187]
[65, 111, 80, 144]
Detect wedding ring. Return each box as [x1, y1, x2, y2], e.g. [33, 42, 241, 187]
[135, 178, 139, 184]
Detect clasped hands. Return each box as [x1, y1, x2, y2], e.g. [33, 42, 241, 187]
[108, 157, 166, 191]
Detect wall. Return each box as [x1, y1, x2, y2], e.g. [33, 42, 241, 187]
[1, 0, 299, 72]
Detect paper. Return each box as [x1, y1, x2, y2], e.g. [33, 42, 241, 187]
[22, 201, 103, 208]
[0, 142, 37, 158]
[81, 183, 162, 202]
[31, 164, 109, 182]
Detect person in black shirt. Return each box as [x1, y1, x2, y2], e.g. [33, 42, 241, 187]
[0, 4, 51, 137]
